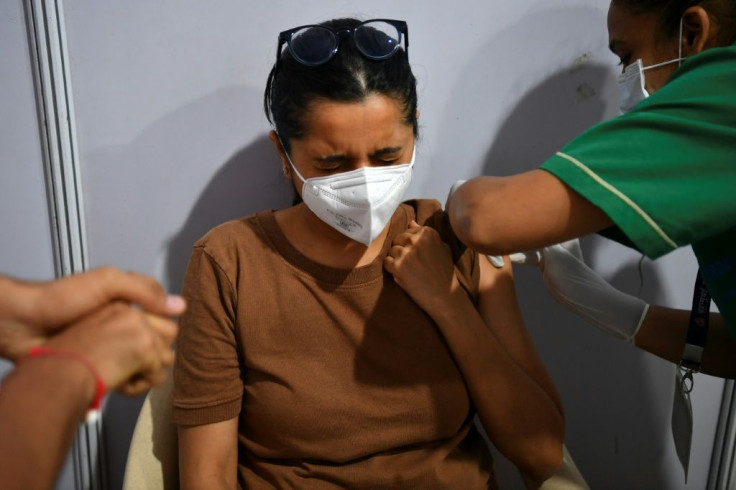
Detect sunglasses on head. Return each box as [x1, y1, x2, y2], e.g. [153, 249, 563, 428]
[276, 19, 408, 68]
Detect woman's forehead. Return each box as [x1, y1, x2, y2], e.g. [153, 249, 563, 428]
[298, 95, 412, 150]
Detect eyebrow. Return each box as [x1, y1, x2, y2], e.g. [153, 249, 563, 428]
[315, 146, 404, 163]
[372, 146, 404, 157]
[316, 155, 348, 164]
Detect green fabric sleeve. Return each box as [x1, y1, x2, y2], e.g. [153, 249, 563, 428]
[541, 44, 736, 259]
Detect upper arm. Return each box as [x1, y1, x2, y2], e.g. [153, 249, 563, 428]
[173, 246, 243, 425]
[179, 417, 239, 490]
[174, 247, 243, 490]
[450, 170, 612, 255]
[474, 254, 563, 413]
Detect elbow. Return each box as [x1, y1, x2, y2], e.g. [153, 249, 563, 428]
[450, 210, 506, 256]
[448, 181, 503, 254]
[449, 206, 480, 249]
[502, 414, 565, 488]
[447, 177, 510, 255]
[515, 436, 565, 489]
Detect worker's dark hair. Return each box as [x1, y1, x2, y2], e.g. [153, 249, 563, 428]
[613, 0, 736, 44]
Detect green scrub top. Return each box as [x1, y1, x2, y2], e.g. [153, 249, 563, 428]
[541, 43, 736, 335]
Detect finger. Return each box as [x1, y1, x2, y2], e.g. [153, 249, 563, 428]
[67, 268, 166, 312]
[558, 239, 584, 260]
[487, 255, 506, 268]
[138, 366, 169, 387]
[408, 220, 421, 230]
[144, 313, 179, 347]
[119, 366, 169, 396]
[417, 225, 440, 241]
[391, 244, 410, 257]
[105, 304, 169, 389]
[392, 232, 415, 248]
[119, 377, 153, 397]
[129, 336, 166, 391]
[107, 269, 186, 316]
[120, 347, 169, 395]
[509, 252, 528, 264]
[43, 302, 175, 392]
[509, 251, 542, 267]
[386, 246, 403, 263]
[383, 256, 396, 275]
[36, 268, 185, 327]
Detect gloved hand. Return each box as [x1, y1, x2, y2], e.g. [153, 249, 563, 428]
[510, 239, 649, 343]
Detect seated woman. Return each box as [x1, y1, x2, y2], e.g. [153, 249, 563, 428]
[172, 17, 564, 489]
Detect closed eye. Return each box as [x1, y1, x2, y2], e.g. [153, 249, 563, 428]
[371, 146, 405, 165]
[609, 40, 630, 69]
[373, 157, 400, 165]
[315, 155, 348, 171]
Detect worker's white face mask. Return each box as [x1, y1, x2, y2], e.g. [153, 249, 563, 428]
[617, 19, 685, 113]
[284, 145, 415, 246]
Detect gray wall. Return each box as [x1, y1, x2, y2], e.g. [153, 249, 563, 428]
[1, 0, 56, 281]
[2, 0, 725, 488]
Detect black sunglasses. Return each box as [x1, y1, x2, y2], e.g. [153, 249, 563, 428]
[276, 19, 408, 68]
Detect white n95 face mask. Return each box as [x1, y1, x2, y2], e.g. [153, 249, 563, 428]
[617, 18, 685, 113]
[285, 147, 415, 246]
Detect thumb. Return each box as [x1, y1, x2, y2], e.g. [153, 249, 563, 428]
[558, 238, 584, 260]
[509, 250, 543, 267]
[409, 220, 421, 230]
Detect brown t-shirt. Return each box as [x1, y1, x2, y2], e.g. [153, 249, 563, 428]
[172, 199, 497, 489]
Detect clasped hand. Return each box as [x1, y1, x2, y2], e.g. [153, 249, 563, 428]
[0, 268, 185, 396]
[384, 221, 460, 314]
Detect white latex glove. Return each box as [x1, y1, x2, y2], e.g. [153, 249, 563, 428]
[510, 240, 649, 343]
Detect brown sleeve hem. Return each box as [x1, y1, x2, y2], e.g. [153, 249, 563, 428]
[171, 397, 241, 427]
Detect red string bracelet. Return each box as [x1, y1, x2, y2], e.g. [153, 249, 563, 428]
[25, 346, 106, 419]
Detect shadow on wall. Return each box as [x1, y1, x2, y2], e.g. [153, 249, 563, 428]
[164, 135, 292, 294]
[481, 64, 611, 176]
[90, 86, 292, 490]
[478, 54, 675, 490]
[423, 5, 620, 201]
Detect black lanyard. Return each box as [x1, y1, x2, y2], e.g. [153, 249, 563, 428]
[680, 269, 712, 374]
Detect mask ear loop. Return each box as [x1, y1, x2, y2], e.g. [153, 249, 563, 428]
[276, 134, 308, 185]
[641, 18, 686, 73]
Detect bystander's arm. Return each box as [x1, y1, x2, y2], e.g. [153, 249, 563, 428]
[0, 355, 97, 490]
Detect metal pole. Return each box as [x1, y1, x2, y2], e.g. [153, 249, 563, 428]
[23, 1, 101, 488]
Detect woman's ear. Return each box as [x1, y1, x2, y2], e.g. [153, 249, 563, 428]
[681, 6, 712, 56]
[269, 130, 286, 160]
[268, 130, 291, 177]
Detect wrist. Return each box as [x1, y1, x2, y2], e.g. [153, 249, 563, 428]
[21, 346, 106, 419]
[428, 283, 472, 323]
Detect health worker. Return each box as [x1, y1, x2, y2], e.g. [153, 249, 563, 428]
[448, 0, 736, 379]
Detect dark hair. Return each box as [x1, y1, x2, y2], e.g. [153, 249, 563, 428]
[263, 18, 418, 154]
[613, 0, 736, 44]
